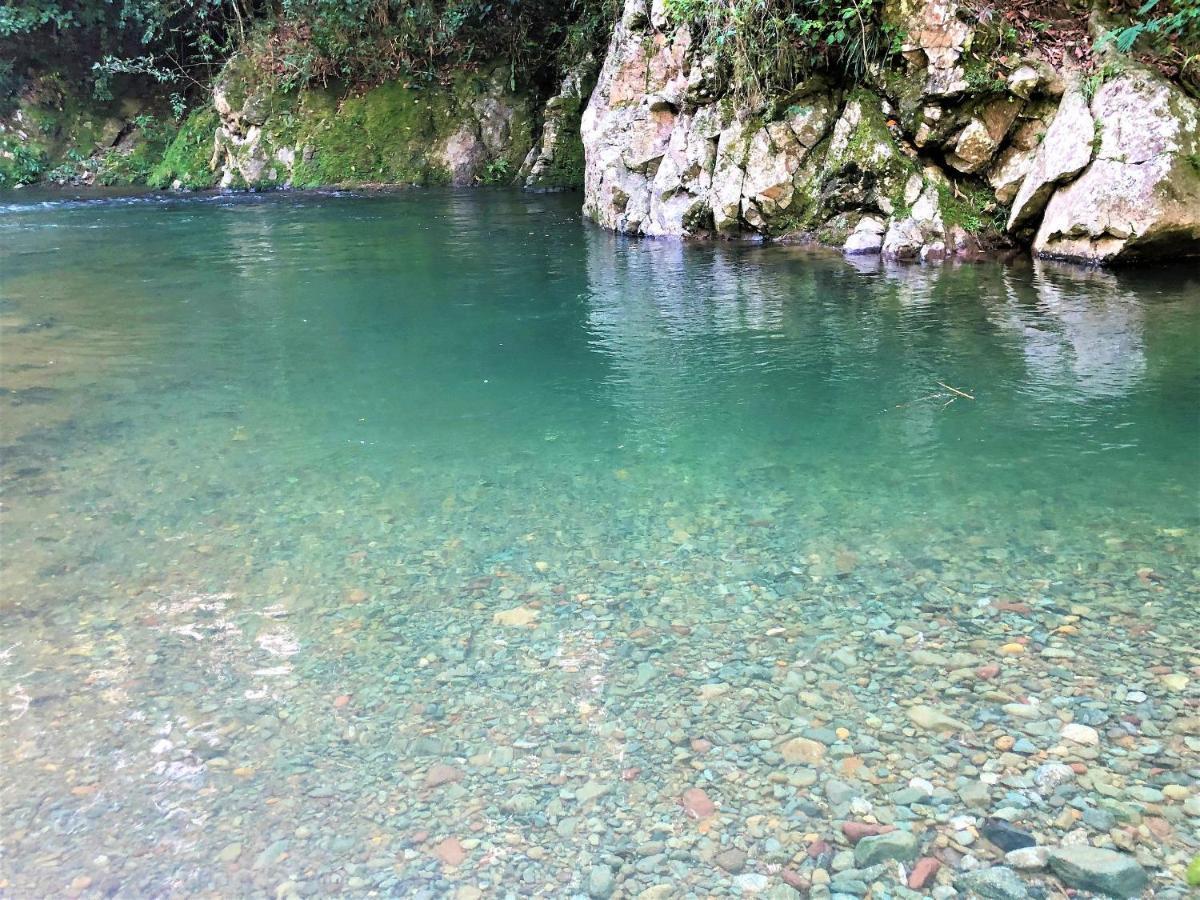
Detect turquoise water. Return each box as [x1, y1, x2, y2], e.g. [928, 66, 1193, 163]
[1, 189, 1198, 897]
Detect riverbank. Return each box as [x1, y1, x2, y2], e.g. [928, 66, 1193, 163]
[4, 0, 1199, 266]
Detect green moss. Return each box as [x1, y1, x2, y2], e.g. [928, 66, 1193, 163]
[288, 80, 453, 186]
[148, 107, 220, 189]
[934, 180, 1006, 235]
[283, 68, 531, 188]
[529, 95, 587, 189]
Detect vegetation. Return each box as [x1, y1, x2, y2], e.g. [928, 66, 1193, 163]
[1099, 0, 1200, 87]
[148, 106, 221, 188]
[662, 0, 899, 101]
[1, 1, 615, 111]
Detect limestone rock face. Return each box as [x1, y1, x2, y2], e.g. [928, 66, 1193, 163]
[1006, 81, 1094, 231]
[208, 58, 532, 189]
[1033, 67, 1200, 263]
[886, 0, 973, 97]
[580, 0, 1001, 261]
[581, 0, 1198, 266]
[520, 61, 595, 191]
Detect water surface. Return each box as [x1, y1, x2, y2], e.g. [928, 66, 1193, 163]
[2, 190, 1198, 897]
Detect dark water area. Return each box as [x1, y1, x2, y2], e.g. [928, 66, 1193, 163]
[1, 188, 1197, 897]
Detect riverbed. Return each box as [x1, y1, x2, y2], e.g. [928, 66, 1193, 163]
[1, 189, 1197, 897]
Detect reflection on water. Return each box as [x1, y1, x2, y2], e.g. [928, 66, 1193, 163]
[1, 189, 1198, 898]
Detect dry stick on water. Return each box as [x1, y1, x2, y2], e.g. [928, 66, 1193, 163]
[894, 381, 976, 409]
[936, 382, 975, 401]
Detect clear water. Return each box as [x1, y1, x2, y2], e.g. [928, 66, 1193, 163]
[1, 189, 1197, 897]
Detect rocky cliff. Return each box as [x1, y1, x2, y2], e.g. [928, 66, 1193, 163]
[578, 0, 1200, 264]
[8, 0, 1197, 267]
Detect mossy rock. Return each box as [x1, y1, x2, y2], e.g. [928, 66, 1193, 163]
[148, 107, 220, 189]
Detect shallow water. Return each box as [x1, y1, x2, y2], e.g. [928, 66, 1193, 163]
[1, 189, 1198, 898]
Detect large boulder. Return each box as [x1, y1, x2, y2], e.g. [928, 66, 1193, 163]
[1033, 66, 1200, 263]
[1006, 80, 1094, 231]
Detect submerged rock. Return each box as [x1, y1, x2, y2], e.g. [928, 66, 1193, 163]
[1047, 846, 1149, 898]
[956, 866, 1030, 899]
[853, 830, 918, 866]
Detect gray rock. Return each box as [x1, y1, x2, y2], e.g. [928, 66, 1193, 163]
[956, 866, 1029, 899]
[715, 847, 748, 873]
[1047, 846, 1149, 898]
[585, 864, 614, 897]
[1007, 81, 1094, 231]
[1033, 65, 1200, 263]
[853, 830, 918, 867]
[960, 780, 991, 809]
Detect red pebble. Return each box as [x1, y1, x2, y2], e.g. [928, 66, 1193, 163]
[976, 663, 1001, 679]
[781, 868, 809, 890]
[807, 840, 832, 858]
[994, 601, 1032, 615]
[842, 822, 896, 844]
[908, 857, 941, 889]
[680, 787, 715, 819]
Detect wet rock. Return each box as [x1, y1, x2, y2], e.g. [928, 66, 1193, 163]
[909, 857, 941, 889]
[908, 705, 969, 732]
[1060, 723, 1099, 746]
[959, 780, 990, 808]
[424, 764, 464, 787]
[853, 830, 918, 866]
[433, 837, 466, 866]
[956, 866, 1029, 899]
[1005, 847, 1048, 870]
[779, 736, 826, 764]
[1047, 846, 1148, 898]
[982, 820, 1036, 852]
[681, 787, 716, 819]
[588, 863, 616, 898]
[842, 822, 895, 844]
[715, 847, 748, 873]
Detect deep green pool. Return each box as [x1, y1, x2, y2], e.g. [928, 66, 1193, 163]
[1, 189, 1197, 897]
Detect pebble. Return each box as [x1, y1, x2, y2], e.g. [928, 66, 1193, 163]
[587, 864, 615, 898]
[1004, 846, 1048, 870]
[853, 831, 918, 867]
[908, 705, 968, 732]
[1047, 846, 1148, 898]
[715, 848, 747, 873]
[956, 866, 1029, 899]
[981, 820, 1036, 852]
[908, 857, 940, 889]
[217, 843, 243, 863]
[1060, 723, 1100, 746]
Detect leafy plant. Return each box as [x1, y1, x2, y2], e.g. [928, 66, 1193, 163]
[663, 0, 895, 101]
[1100, 0, 1200, 81]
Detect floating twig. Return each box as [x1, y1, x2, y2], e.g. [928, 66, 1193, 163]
[936, 382, 975, 401]
[893, 381, 976, 410]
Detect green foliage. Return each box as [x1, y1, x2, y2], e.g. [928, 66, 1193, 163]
[663, 0, 896, 100]
[0, 143, 47, 185]
[482, 156, 512, 184]
[1082, 60, 1123, 102]
[1100, 0, 1200, 81]
[935, 181, 1006, 235]
[263, 0, 614, 93]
